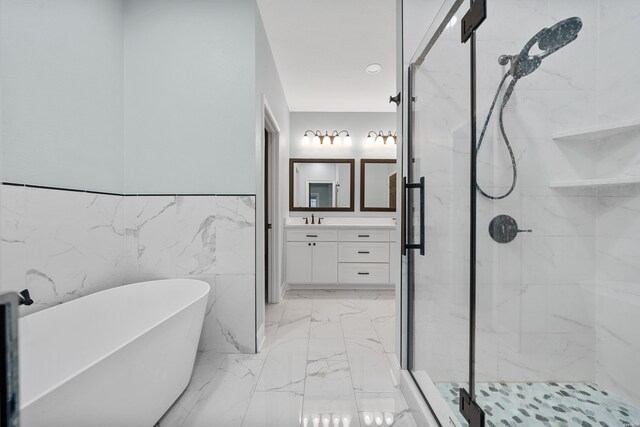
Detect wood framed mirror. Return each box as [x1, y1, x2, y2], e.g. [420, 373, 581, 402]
[289, 158, 355, 212]
[360, 159, 397, 212]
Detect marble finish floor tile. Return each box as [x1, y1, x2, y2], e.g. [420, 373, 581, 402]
[437, 382, 640, 427]
[355, 392, 418, 427]
[160, 289, 413, 427]
[242, 391, 304, 427]
[345, 338, 398, 393]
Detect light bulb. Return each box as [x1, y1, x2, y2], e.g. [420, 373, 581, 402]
[322, 414, 330, 427]
[375, 135, 384, 145]
[387, 135, 395, 145]
[322, 134, 331, 145]
[384, 412, 394, 425]
[342, 416, 351, 427]
[343, 135, 352, 145]
[332, 415, 340, 427]
[363, 412, 373, 426]
[366, 136, 374, 145]
[302, 135, 310, 145]
[333, 136, 342, 145]
[312, 135, 321, 145]
[374, 412, 383, 426]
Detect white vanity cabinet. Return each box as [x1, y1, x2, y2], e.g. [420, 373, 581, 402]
[285, 226, 395, 288]
[285, 230, 338, 284]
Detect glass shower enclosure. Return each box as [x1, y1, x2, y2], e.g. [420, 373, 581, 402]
[404, 1, 640, 426]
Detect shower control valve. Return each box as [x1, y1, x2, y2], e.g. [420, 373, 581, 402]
[488, 214, 532, 244]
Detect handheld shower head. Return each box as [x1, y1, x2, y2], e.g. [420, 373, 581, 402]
[537, 17, 583, 56]
[500, 17, 583, 80]
[479, 17, 583, 201]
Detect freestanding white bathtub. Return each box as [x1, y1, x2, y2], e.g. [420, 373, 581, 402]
[18, 279, 210, 427]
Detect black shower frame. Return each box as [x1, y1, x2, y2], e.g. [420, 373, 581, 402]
[404, 0, 486, 425]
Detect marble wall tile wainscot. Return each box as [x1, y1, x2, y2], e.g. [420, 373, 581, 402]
[0, 185, 257, 354]
[124, 195, 256, 354]
[0, 185, 126, 315]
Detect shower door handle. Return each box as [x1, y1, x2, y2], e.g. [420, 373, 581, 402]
[404, 176, 425, 255]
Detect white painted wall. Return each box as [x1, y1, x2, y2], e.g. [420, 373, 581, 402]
[289, 112, 397, 217]
[255, 6, 291, 335]
[123, 0, 256, 194]
[0, 0, 125, 192]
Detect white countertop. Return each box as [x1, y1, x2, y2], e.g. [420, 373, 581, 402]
[284, 218, 396, 229]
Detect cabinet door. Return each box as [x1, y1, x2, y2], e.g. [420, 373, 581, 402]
[311, 242, 338, 284]
[286, 242, 312, 283]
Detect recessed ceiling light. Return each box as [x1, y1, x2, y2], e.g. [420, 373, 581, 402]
[366, 63, 382, 74]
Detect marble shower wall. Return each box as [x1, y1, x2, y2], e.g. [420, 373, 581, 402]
[411, 0, 600, 384]
[593, 0, 640, 407]
[0, 184, 256, 354]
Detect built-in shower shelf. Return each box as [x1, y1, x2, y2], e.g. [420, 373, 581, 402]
[550, 176, 640, 189]
[552, 119, 640, 141]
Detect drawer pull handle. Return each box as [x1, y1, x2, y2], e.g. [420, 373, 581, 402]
[358, 234, 370, 238]
[358, 251, 370, 254]
[358, 272, 370, 275]
[306, 234, 318, 238]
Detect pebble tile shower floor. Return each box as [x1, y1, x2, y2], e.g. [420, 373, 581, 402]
[437, 382, 640, 427]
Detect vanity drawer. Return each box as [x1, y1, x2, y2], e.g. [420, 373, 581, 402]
[339, 242, 389, 263]
[338, 229, 389, 242]
[286, 229, 337, 242]
[338, 263, 390, 284]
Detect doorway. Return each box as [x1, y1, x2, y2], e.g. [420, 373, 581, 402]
[257, 98, 280, 352]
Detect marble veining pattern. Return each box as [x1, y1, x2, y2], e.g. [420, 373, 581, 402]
[0, 185, 256, 354]
[158, 290, 416, 427]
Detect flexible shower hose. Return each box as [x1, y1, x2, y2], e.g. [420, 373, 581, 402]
[476, 72, 518, 200]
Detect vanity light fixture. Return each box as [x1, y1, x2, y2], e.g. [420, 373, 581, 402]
[301, 130, 351, 146]
[366, 131, 397, 145]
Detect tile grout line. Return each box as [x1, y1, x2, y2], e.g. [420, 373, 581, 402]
[338, 292, 364, 423]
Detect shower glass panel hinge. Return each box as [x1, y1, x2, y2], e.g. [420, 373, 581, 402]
[461, 0, 487, 43]
[459, 388, 485, 427]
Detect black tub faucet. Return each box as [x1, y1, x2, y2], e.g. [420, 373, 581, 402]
[311, 214, 315, 224]
[18, 289, 33, 306]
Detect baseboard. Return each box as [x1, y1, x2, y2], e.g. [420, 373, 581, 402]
[256, 323, 266, 353]
[286, 283, 394, 291]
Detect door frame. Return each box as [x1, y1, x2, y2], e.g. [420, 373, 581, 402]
[402, 0, 484, 425]
[256, 95, 281, 352]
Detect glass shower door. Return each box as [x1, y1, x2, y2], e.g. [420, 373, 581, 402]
[406, 1, 473, 425]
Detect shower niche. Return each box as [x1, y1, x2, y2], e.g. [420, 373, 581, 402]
[550, 119, 640, 189]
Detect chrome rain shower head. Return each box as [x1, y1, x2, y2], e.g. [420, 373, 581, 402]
[499, 16, 583, 80]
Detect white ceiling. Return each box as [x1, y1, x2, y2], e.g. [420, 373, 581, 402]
[257, 0, 397, 112]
